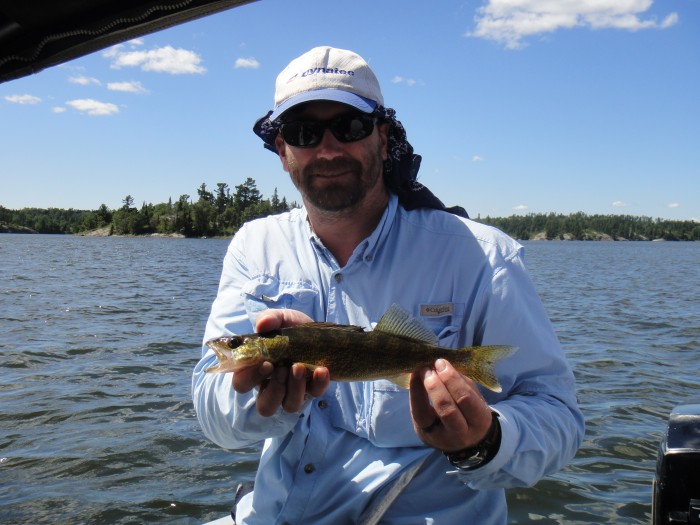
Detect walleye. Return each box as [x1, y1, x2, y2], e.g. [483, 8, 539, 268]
[205, 304, 517, 392]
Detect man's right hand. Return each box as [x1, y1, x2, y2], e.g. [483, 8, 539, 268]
[231, 309, 330, 417]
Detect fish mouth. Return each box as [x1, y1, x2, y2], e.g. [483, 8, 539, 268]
[205, 339, 227, 351]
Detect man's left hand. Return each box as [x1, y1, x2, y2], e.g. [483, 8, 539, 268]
[409, 358, 494, 453]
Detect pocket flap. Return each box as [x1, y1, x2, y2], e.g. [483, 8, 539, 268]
[242, 275, 319, 303]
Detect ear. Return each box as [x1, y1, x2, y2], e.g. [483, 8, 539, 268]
[377, 121, 390, 162]
[274, 134, 290, 172]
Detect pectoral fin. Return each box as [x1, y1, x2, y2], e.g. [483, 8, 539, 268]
[385, 373, 412, 389]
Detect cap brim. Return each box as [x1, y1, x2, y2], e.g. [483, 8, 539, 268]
[269, 89, 377, 121]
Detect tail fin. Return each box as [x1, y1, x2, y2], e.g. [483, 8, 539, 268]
[455, 345, 517, 393]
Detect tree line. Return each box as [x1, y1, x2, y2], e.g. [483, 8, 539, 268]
[1, 181, 698, 240]
[1, 178, 295, 237]
[475, 211, 700, 241]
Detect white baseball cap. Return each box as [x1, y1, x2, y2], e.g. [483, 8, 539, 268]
[268, 46, 384, 121]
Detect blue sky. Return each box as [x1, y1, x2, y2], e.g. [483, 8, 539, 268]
[1, 0, 698, 220]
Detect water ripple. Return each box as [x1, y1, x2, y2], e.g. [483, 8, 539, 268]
[2, 236, 699, 523]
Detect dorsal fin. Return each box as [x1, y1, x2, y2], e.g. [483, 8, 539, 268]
[375, 304, 437, 344]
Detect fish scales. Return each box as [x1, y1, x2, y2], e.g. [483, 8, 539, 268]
[205, 304, 517, 392]
[264, 324, 472, 382]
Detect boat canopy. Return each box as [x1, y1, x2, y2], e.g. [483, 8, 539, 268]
[0, 0, 256, 83]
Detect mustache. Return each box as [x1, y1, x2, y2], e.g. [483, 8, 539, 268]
[303, 157, 362, 177]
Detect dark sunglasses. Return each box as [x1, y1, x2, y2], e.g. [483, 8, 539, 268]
[279, 113, 378, 148]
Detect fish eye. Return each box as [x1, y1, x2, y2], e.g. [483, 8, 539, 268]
[226, 336, 244, 349]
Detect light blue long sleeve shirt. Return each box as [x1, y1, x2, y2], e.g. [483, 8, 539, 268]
[192, 195, 584, 524]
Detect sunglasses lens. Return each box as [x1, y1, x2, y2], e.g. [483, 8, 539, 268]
[330, 115, 375, 143]
[281, 114, 376, 148]
[280, 121, 323, 147]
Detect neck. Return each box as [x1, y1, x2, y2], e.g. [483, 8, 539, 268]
[306, 189, 389, 267]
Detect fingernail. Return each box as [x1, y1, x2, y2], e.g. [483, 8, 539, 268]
[259, 361, 274, 377]
[292, 364, 306, 380]
[435, 359, 447, 372]
[421, 367, 435, 380]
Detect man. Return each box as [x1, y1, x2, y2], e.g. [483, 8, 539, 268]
[193, 46, 584, 524]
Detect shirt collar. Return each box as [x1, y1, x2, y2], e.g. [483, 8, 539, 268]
[303, 194, 399, 268]
[359, 193, 398, 266]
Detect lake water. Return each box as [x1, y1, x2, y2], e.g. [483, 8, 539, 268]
[1, 234, 698, 524]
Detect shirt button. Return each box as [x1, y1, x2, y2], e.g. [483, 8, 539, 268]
[304, 463, 315, 474]
[318, 400, 328, 409]
[365, 254, 373, 262]
[334, 273, 343, 283]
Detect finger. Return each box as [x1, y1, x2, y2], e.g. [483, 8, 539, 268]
[307, 367, 331, 398]
[409, 367, 440, 434]
[434, 359, 493, 443]
[255, 309, 314, 333]
[422, 363, 464, 427]
[256, 365, 288, 417]
[416, 360, 476, 452]
[232, 361, 274, 393]
[281, 364, 309, 413]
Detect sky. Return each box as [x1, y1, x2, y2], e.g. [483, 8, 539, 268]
[1, 0, 698, 221]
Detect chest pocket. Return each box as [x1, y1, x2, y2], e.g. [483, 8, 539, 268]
[420, 302, 467, 348]
[242, 275, 320, 327]
[421, 317, 461, 348]
[368, 304, 466, 447]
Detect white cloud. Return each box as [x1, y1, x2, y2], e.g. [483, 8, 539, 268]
[472, 155, 485, 162]
[103, 40, 144, 59]
[660, 13, 678, 29]
[52, 107, 67, 113]
[106, 45, 205, 74]
[391, 75, 420, 86]
[66, 99, 119, 116]
[107, 81, 147, 93]
[667, 202, 680, 209]
[69, 75, 101, 86]
[5, 94, 41, 104]
[235, 57, 260, 69]
[102, 45, 121, 59]
[612, 200, 628, 208]
[513, 204, 528, 211]
[469, 0, 679, 49]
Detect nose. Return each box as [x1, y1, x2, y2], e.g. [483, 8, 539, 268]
[314, 128, 345, 160]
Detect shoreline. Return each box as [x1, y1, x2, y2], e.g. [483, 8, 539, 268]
[0, 224, 692, 242]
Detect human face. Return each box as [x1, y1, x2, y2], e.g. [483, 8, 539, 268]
[275, 102, 389, 214]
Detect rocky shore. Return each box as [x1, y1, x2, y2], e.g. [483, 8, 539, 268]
[0, 224, 36, 233]
[78, 227, 186, 238]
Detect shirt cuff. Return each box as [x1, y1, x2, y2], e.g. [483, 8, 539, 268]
[454, 407, 516, 486]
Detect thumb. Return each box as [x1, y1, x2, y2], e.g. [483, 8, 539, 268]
[255, 309, 313, 333]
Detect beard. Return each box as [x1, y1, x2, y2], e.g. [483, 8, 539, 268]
[289, 146, 385, 214]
